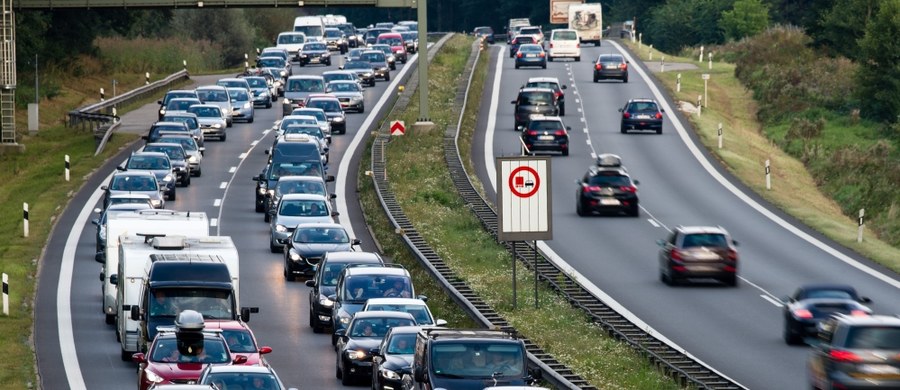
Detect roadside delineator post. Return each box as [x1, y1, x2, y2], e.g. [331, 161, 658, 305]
[697, 95, 702, 116]
[676, 73, 681, 92]
[100, 88, 105, 102]
[699, 45, 704, 62]
[857, 209, 865, 243]
[648, 45, 653, 60]
[145, 72, 150, 85]
[765, 159, 772, 190]
[660, 56, 665, 72]
[23, 203, 29, 238]
[65, 155, 70, 182]
[717, 123, 723, 149]
[2, 273, 8, 316]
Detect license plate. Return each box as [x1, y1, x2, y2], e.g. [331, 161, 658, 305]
[686, 265, 718, 272]
[636, 114, 651, 119]
[859, 364, 900, 375]
[599, 198, 620, 206]
[527, 54, 536, 58]
[311, 58, 320, 63]
[606, 64, 618, 69]
[538, 135, 554, 141]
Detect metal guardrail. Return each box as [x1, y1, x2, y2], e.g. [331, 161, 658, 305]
[371, 37, 591, 389]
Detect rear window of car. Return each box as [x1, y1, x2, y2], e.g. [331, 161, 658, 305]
[845, 326, 900, 349]
[681, 234, 728, 248]
[525, 82, 560, 91]
[528, 120, 564, 131]
[598, 55, 625, 63]
[588, 174, 631, 187]
[554, 30, 577, 40]
[514, 36, 536, 44]
[519, 45, 543, 53]
[520, 27, 541, 35]
[518, 92, 554, 105]
[627, 101, 659, 112]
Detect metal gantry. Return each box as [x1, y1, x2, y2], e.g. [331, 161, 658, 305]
[0, 0, 16, 144]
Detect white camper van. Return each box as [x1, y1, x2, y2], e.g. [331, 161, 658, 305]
[116, 235, 240, 360]
[294, 16, 326, 42]
[100, 210, 208, 325]
[568, 3, 603, 46]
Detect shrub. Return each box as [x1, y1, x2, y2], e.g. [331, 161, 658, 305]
[96, 36, 224, 74]
[719, 0, 770, 41]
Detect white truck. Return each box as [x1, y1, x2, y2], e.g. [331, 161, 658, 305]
[114, 235, 242, 360]
[568, 3, 603, 46]
[506, 18, 531, 44]
[294, 15, 326, 42]
[322, 14, 347, 26]
[100, 210, 208, 325]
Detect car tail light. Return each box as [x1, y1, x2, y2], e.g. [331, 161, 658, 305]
[576, 43, 580, 48]
[830, 350, 863, 363]
[723, 265, 737, 272]
[619, 186, 637, 193]
[655, 112, 663, 119]
[670, 249, 683, 262]
[793, 309, 813, 319]
[595, 63, 601, 70]
[550, 43, 554, 48]
[526, 130, 538, 136]
[850, 309, 869, 317]
[554, 130, 566, 136]
[517, 52, 523, 58]
[619, 63, 628, 70]
[727, 249, 738, 261]
[539, 52, 545, 58]
[585, 185, 602, 193]
[555, 91, 563, 98]
[623, 112, 631, 119]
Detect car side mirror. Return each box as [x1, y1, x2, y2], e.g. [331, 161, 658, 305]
[330, 194, 337, 200]
[241, 306, 260, 322]
[331, 211, 340, 217]
[633, 179, 640, 185]
[141, 135, 150, 141]
[370, 347, 382, 356]
[130, 306, 141, 321]
[326, 175, 335, 182]
[199, 147, 206, 155]
[732, 240, 739, 246]
[305, 280, 316, 287]
[109, 274, 118, 286]
[860, 296, 872, 303]
[157, 100, 163, 105]
[562, 85, 567, 89]
[339, 65, 344, 69]
[618, 108, 624, 112]
[334, 329, 346, 336]
[259, 346, 273, 355]
[510, 100, 516, 104]
[131, 352, 146, 364]
[101, 185, 108, 191]
[351, 238, 361, 246]
[233, 355, 248, 364]
[566, 126, 572, 131]
[435, 319, 448, 326]
[116, 165, 126, 171]
[660, 108, 665, 112]
[327, 294, 337, 301]
[91, 218, 101, 226]
[417, 295, 428, 302]
[264, 148, 270, 155]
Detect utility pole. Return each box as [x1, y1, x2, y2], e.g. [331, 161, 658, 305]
[415, 0, 431, 126]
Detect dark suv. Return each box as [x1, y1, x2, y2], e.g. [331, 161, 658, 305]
[657, 226, 739, 286]
[511, 88, 559, 130]
[619, 98, 664, 134]
[522, 77, 567, 115]
[306, 251, 384, 333]
[575, 165, 639, 216]
[808, 314, 900, 389]
[593, 54, 629, 83]
[520, 116, 570, 156]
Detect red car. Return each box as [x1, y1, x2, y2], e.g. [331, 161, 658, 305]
[376, 32, 408, 63]
[204, 320, 273, 366]
[132, 311, 250, 389]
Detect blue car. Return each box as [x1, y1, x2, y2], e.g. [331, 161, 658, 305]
[514, 44, 547, 69]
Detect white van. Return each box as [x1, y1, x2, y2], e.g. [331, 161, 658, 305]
[294, 16, 326, 42]
[548, 28, 581, 62]
[276, 32, 307, 57]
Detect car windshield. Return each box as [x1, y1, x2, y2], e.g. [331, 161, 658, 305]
[587, 174, 631, 187]
[431, 342, 524, 378]
[386, 333, 416, 354]
[520, 27, 541, 35]
[167, 100, 199, 111]
[257, 58, 285, 68]
[144, 146, 185, 160]
[127, 155, 170, 170]
[361, 52, 385, 63]
[284, 125, 325, 139]
[326, 30, 342, 38]
[279, 199, 328, 217]
[379, 37, 403, 46]
[189, 106, 222, 118]
[197, 90, 228, 102]
[514, 36, 535, 44]
[845, 326, 900, 349]
[519, 92, 553, 105]
[287, 79, 325, 93]
[627, 102, 659, 112]
[111, 175, 158, 191]
[275, 179, 325, 198]
[681, 234, 729, 248]
[304, 43, 327, 51]
[805, 289, 854, 300]
[292, 226, 348, 243]
[279, 33, 306, 44]
[327, 82, 360, 92]
[150, 337, 230, 364]
[163, 92, 195, 105]
[245, 77, 267, 88]
[229, 89, 249, 100]
[149, 288, 233, 319]
[599, 55, 625, 64]
[528, 120, 564, 131]
[222, 329, 257, 353]
[349, 317, 415, 338]
[162, 116, 198, 129]
[367, 304, 433, 325]
[294, 25, 323, 37]
[158, 137, 198, 152]
[519, 45, 542, 53]
[292, 110, 327, 122]
[555, 30, 577, 40]
[344, 275, 413, 301]
[268, 162, 321, 180]
[205, 373, 279, 389]
[308, 99, 341, 112]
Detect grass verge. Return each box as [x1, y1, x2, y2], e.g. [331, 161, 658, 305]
[358, 34, 682, 389]
[622, 41, 900, 271]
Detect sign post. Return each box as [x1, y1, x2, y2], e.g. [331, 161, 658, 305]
[497, 157, 552, 309]
[702, 73, 710, 109]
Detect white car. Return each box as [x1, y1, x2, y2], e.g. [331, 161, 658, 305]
[548, 28, 581, 61]
[362, 298, 447, 327]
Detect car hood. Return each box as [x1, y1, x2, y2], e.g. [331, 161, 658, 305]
[109, 189, 162, 201]
[145, 361, 229, 380]
[324, 112, 345, 120]
[302, 50, 329, 56]
[336, 302, 365, 318]
[284, 91, 314, 100]
[319, 285, 337, 297]
[197, 117, 227, 126]
[291, 243, 353, 257]
[331, 91, 364, 99]
[382, 354, 414, 371]
[183, 150, 201, 160]
[274, 215, 335, 228]
[251, 87, 269, 95]
[170, 160, 188, 168]
[345, 338, 382, 353]
[347, 68, 374, 75]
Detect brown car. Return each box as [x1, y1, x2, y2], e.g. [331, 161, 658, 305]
[658, 226, 739, 286]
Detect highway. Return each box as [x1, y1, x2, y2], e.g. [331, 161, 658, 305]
[34, 50, 420, 389]
[472, 41, 900, 389]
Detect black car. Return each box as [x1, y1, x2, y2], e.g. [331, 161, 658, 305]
[252, 160, 330, 213]
[340, 61, 377, 87]
[783, 284, 872, 345]
[511, 87, 560, 129]
[305, 96, 347, 134]
[575, 166, 639, 217]
[361, 50, 391, 81]
[522, 77, 567, 116]
[520, 116, 570, 156]
[142, 143, 191, 187]
[306, 252, 384, 333]
[337, 23, 361, 48]
[298, 42, 332, 67]
[473, 26, 495, 44]
[283, 223, 359, 281]
[364, 27, 391, 46]
[330, 265, 415, 345]
[335, 311, 417, 386]
[371, 325, 420, 390]
[594, 54, 629, 83]
[157, 90, 198, 120]
[145, 121, 191, 144]
[619, 98, 664, 134]
[808, 314, 900, 389]
[509, 35, 536, 58]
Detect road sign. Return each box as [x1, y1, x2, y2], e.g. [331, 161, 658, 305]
[390, 120, 406, 136]
[702, 73, 710, 80]
[496, 157, 552, 241]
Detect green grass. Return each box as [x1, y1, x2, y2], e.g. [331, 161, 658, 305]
[623, 40, 900, 271]
[359, 34, 683, 389]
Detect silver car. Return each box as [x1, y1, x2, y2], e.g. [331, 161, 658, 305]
[326, 80, 365, 113]
[156, 134, 204, 177]
[122, 151, 177, 200]
[289, 108, 331, 139]
[102, 171, 165, 209]
[243, 76, 274, 108]
[282, 75, 326, 115]
[195, 85, 234, 127]
[269, 193, 337, 253]
[161, 112, 204, 147]
[188, 104, 228, 141]
[227, 87, 255, 123]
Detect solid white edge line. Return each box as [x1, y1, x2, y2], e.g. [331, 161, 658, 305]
[606, 40, 900, 290]
[336, 45, 425, 240]
[59, 172, 112, 390]
[484, 46, 505, 190]
[484, 40, 747, 388]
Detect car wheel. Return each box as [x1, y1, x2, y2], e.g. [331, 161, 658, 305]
[300, 62, 306, 67]
[784, 323, 803, 345]
[656, 127, 663, 135]
[576, 200, 587, 216]
[560, 105, 565, 116]
[548, 55, 554, 62]
[248, 116, 254, 124]
[629, 204, 640, 217]
[542, 63, 547, 69]
[120, 348, 132, 361]
[285, 263, 295, 281]
[575, 56, 581, 62]
[266, 101, 272, 109]
[270, 238, 280, 253]
[515, 64, 520, 69]
[341, 367, 353, 386]
[185, 175, 191, 186]
[105, 313, 115, 325]
[331, 333, 338, 346]
[620, 125, 627, 134]
[562, 148, 569, 156]
[623, 75, 629, 83]
[227, 120, 233, 128]
[255, 199, 265, 213]
[169, 190, 176, 201]
[593, 75, 598, 83]
[385, 73, 391, 81]
[359, 105, 365, 113]
[336, 365, 343, 379]
[723, 274, 738, 287]
[264, 211, 271, 223]
[220, 133, 227, 141]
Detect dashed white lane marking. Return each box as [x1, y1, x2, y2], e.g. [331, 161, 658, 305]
[761, 295, 784, 308]
[582, 128, 589, 134]
[251, 140, 259, 146]
[648, 219, 660, 228]
[577, 107, 582, 113]
[238, 152, 248, 159]
[575, 98, 580, 104]
[580, 117, 586, 122]
[214, 199, 222, 207]
[219, 182, 227, 189]
[262, 129, 271, 135]
[210, 218, 219, 227]
[229, 167, 237, 173]
[590, 152, 597, 160]
[585, 139, 591, 145]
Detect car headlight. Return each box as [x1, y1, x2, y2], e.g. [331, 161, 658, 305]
[163, 175, 174, 182]
[381, 368, 400, 380]
[319, 295, 333, 308]
[258, 187, 268, 195]
[212, 123, 222, 129]
[363, 72, 373, 77]
[280, 70, 287, 77]
[151, 199, 163, 207]
[267, 189, 275, 197]
[243, 102, 251, 109]
[144, 369, 164, 383]
[300, 54, 308, 58]
[351, 96, 363, 103]
[333, 117, 344, 122]
[346, 350, 367, 360]
[283, 98, 292, 104]
[289, 251, 302, 261]
[275, 224, 287, 232]
[159, 109, 166, 115]
[188, 155, 198, 163]
[380, 67, 389, 72]
[339, 315, 351, 324]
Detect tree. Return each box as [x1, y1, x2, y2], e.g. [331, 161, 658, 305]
[719, 0, 770, 41]
[855, 0, 900, 122]
[645, 0, 729, 53]
[818, 0, 880, 59]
